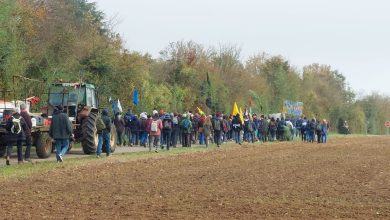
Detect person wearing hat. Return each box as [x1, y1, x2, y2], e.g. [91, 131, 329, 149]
[5, 108, 27, 165]
[49, 106, 72, 162]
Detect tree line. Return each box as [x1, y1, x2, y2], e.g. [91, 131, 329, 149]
[0, 0, 389, 134]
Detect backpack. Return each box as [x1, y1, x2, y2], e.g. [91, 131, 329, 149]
[310, 122, 316, 130]
[214, 119, 221, 131]
[151, 120, 158, 132]
[247, 120, 254, 132]
[316, 123, 322, 131]
[96, 116, 106, 132]
[181, 119, 191, 131]
[163, 120, 172, 129]
[269, 121, 277, 130]
[172, 116, 178, 125]
[124, 114, 132, 126]
[11, 116, 22, 134]
[222, 120, 229, 133]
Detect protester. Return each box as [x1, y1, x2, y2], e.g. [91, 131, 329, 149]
[203, 115, 213, 147]
[139, 113, 148, 147]
[5, 108, 27, 165]
[161, 113, 173, 150]
[321, 119, 329, 143]
[148, 113, 162, 152]
[113, 112, 125, 146]
[19, 104, 32, 162]
[95, 112, 106, 158]
[129, 115, 140, 146]
[171, 113, 180, 148]
[124, 109, 133, 146]
[49, 106, 72, 162]
[231, 114, 242, 145]
[197, 114, 206, 145]
[212, 113, 223, 147]
[180, 113, 192, 147]
[101, 109, 112, 156]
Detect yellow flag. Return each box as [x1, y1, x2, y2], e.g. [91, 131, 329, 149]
[232, 102, 239, 116]
[239, 107, 244, 124]
[197, 107, 205, 115]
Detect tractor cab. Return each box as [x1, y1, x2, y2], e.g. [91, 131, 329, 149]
[47, 83, 98, 123]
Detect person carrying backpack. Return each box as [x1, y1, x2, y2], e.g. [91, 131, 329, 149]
[5, 108, 27, 165]
[212, 113, 223, 147]
[148, 113, 162, 152]
[231, 114, 242, 144]
[180, 113, 192, 147]
[268, 117, 277, 141]
[171, 113, 180, 148]
[260, 115, 269, 143]
[129, 115, 140, 146]
[123, 109, 133, 146]
[162, 113, 173, 150]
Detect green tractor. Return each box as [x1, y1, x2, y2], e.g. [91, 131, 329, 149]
[0, 82, 116, 159]
[43, 82, 116, 156]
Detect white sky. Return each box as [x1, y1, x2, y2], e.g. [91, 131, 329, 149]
[91, 0, 390, 96]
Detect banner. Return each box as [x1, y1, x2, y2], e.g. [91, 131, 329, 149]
[283, 100, 303, 116]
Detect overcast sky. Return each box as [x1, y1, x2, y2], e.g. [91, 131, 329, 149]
[91, 0, 390, 97]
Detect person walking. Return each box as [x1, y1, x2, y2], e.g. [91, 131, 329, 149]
[161, 113, 173, 150]
[113, 112, 125, 146]
[95, 112, 106, 158]
[49, 106, 72, 162]
[148, 113, 163, 152]
[180, 114, 192, 147]
[321, 119, 329, 143]
[5, 108, 27, 165]
[101, 109, 112, 156]
[203, 115, 213, 147]
[19, 104, 32, 162]
[129, 115, 140, 146]
[212, 113, 223, 147]
[231, 114, 242, 145]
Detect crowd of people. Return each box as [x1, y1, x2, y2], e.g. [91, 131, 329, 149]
[3, 105, 330, 166]
[109, 109, 330, 152]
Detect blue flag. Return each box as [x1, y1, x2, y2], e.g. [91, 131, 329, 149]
[112, 100, 117, 114]
[133, 89, 139, 106]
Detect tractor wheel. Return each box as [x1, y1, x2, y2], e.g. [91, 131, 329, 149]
[36, 132, 53, 158]
[81, 112, 98, 154]
[103, 126, 116, 153]
[0, 145, 6, 157]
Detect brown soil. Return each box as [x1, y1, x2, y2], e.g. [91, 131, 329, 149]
[1, 136, 390, 219]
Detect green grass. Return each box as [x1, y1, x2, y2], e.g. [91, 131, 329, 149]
[0, 144, 226, 181]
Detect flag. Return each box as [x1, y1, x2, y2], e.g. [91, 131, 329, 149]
[197, 107, 205, 115]
[232, 102, 239, 116]
[112, 100, 117, 114]
[109, 96, 112, 103]
[117, 99, 123, 113]
[133, 88, 139, 106]
[239, 107, 244, 124]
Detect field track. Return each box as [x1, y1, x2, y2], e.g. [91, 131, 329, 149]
[1, 136, 389, 219]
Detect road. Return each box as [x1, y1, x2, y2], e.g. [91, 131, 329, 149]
[1, 145, 149, 166]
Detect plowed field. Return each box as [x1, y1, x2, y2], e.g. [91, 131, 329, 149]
[1, 136, 390, 219]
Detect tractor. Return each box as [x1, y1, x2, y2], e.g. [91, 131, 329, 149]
[0, 82, 116, 158]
